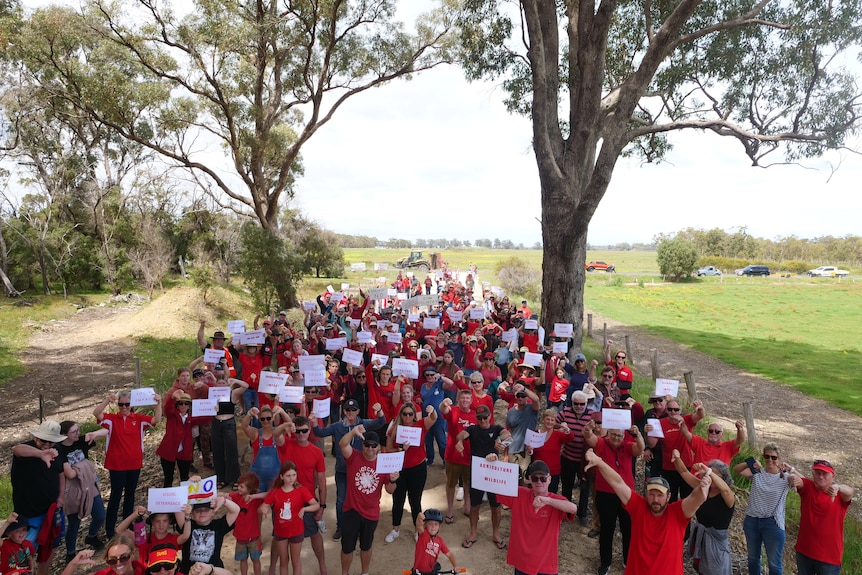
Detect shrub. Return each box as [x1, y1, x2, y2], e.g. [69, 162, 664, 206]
[657, 237, 698, 281]
[495, 256, 541, 301]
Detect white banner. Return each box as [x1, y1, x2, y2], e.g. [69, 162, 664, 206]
[130, 387, 157, 407]
[204, 348, 224, 364]
[646, 418, 665, 438]
[523, 352, 543, 367]
[279, 385, 304, 404]
[342, 348, 364, 367]
[423, 317, 440, 330]
[325, 337, 348, 351]
[368, 288, 388, 300]
[601, 408, 632, 430]
[208, 387, 230, 402]
[447, 309, 463, 322]
[525, 428, 546, 449]
[471, 456, 519, 496]
[147, 486, 188, 512]
[407, 313, 420, 323]
[298, 355, 326, 373]
[258, 371, 288, 395]
[312, 397, 331, 418]
[357, 331, 373, 344]
[391, 358, 419, 379]
[395, 425, 422, 447]
[386, 331, 402, 343]
[553, 323, 573, 338]
[242, 329, 266, 344]
[376, 451, 405, 474]
[524, 319, 539, 330]
[227, 320, 246, 333]
[655, 378, 680, 398]
[470, 308, 485, 320]
[192, 398, 218, 417]
[330, 293, 344, 303]
[304, 369, 327, 387]
[501, 329, 518, 342]
[552, 341, 569, 354]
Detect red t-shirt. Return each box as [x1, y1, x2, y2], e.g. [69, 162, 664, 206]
[470, 393, 495, 424]
[606, 361, 634, 392]
[690, 436, 739, 466]
[264, 485, 315, 538]
[443, 408, 477, 465]
[496, 487, 573, 575]
[387, 422, 428, 469]
[229, 493, 263, 541]
[101, 412, 155, 471]
[239, 353, 265, 390]
[343, 450, 391, 521]
[136, 532, 180, 566]
[531, 430, 575, 476]
[593, 436, 637, 492]
[548, 377, 569, 403]
[624, 493, 689, 575]
[278, 440, 326, 495]
[795, 477, 851, 565]
[522, 332, 539, 353]
[659, 415, 696, 470]
[1, 538, 34, 575]
[412, 531, 450, 572]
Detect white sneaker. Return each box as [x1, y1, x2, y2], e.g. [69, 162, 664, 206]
[385, 529, 400, 543]
[456, 487, 464, 501]
[317, 519, 327, 534]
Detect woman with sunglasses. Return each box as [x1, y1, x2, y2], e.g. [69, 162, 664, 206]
[61, 534, 146, 575]
[242, 405, 286, 491]
[733, 443, 795, 575]
[94, 391, 162, 538]
[157, 393, 209, 488]
[383, 402, 438, 543]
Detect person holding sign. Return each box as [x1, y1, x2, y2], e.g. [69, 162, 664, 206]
[584, 448, 711, 575]
[338, 426, 398, 575]
[440, 391, 478, 524]
[455, 405, 511, 550]
[197, 323, 236, 378]
[157, 393, 211, 488]
[94, 391, 162, 538]
[115, 505, 192, 564]
[504, 383, 540, 481]
[177, 488, 240, 574]
[210, 376, 248, 491]
[647, 399, 705, 502]
[497, 460, 577, 575]
[382, 403, 438, 543]
[603, 341, 632, 397]
[527, 410, 574, 495]
[583, 421, 645, 575]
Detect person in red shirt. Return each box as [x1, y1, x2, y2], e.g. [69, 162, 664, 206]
[238, 343, 265, 413]
[584, 449, 710, 575]
[261, 461, 320, 575]
[603, 340, 633, 396]
[468, 373, 494, 423]
[337, 427, 398, 575]
[440, 391, 477, 523]
[228, 474, 265, 575]
[1, 517, 35, 575]
[94, 391, 162, 538]
[682, 419, 746, 466]
[411, 509, 460, 575]
[646, 398, 705, 502]
[115, 506, 191, 565]
[527, 409, 575, 494]
[789, 460, 854, 573]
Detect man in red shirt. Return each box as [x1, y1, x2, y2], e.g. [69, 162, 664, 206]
[789, 460, 853, 574]
[646, 398, 705, 501]
[338, 426, 398, 575]
[585, 449, 710, 575]
[682, 419, 746, 466]
[440, 390, 478, 523]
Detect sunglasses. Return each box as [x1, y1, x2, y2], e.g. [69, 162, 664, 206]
[402, 412, 415, 417]
[814, 459, 833, 468]
[117, 402, 131, 407]
[708, 429, 722, 434]
[176, 401, 191, 406]
[615, 356, 626, 360]
[344, 407, 359, 412]
[763, 454, 779, 461]
[106, 554, 131, 566]
[529, 474, 548, 482]
[572, 402, 586, 406]
[476, 415, 490, 421]
[259, 416, 273, 422]
[147, 564, 176, 574]
[666, 407, 681, 412]
[363, 442, 379, 448]
[355, 375, 366, 378]
[294, 428, 310, 434]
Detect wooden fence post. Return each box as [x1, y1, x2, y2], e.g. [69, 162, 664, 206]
[743, 402, 758, 452]
[650, 349, 659, 380]
[683, 371, 697, 402]
[135, 357, 141, 388]
[602, 323, 607, 347]
[624, 335, 632, 365]
[587, 314, 593, 338]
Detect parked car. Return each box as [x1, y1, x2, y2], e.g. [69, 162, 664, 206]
[806, 266, 850, 277]
[740, 265, 770, 276]
[585, 261, 615, 272]
[696, 266, 722, 276]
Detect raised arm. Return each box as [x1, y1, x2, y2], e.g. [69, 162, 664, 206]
[680, 472, 711, 519]
[93, 393, 116, 422]
[197, 319, 207, 349]
[733, 419, 747, 447]
[584, 448, 632, 506]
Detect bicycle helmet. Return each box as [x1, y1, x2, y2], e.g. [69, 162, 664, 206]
[423, 508, 444, 523]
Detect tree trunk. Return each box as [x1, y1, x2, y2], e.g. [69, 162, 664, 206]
[38, 244, 50, 295]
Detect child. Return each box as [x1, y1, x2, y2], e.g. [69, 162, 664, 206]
[412, 509, 459, 575]
[0, 514, 34, 575]
[261, 461, 319, 575]
[178, 476, 241, 574]
[116, 505, 191, 561]
[228, 473, 266, 575]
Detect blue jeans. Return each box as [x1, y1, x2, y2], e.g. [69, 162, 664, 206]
[425, 417, 447, 465]
[744, 515, 785, 575]
[66, 493, 106, 554]
[335, 470, 347, 530]
[106, 469, 141, 537]
[241, 388, 258, 413]
[796, 552, 841, 575]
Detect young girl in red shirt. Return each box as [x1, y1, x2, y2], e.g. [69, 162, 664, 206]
[261, 462, 320, 575]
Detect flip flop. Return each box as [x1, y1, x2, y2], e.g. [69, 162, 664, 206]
[493, 538, 507, 550]
[445, 515, 455, 524]
[461, 538, 477, 549]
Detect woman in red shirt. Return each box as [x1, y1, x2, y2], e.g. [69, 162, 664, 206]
[527, 409, 574, 494]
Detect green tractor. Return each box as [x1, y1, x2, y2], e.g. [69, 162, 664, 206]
[393, 251, 442, 273]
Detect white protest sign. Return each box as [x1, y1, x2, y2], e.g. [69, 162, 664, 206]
[303, 301, 317, 310]
[471, 456, 519, 496]
[417, 295, 439, 306]
[148, 486, 188, 512]
[407, 313, 420, 323]
[242, 329, 266, 345]
[386, 332, 402, 343]
[259, 371, 288, 395]
[341, 283, 350, 290]
[342, 348, 364, 367]
[182, 475, 218, 505]
[525, 429, 546, 449]
[552, 341, 569, 354]
[192, 399, 218, 417]
[312, 397, 331, 418]
[279, 385, 304, 404]
[298, 355, 326, 373]
[204, 348, 224, 364]
[371, 353, 390, 367]
[368, 288, 388, 300]
[447, 309, 463, 322]
[357, 331, 373, 344]
[387, 288, 398, 296]
[655, 378, 680, 398]
[227, 320, 246, 333]
[350, 262, 367, 271]
[373, 263, 389, 271]
[423, 317, 440, 330]
[348, 318, 361, 328]
[601, 408, 632, 430]
[376, 451, 405, 474]
[646, 418, 665, 438]
[396, 425, 422, 447]
[554, 323, 574, 338]
[470, 308, 485, 320]
[130, 387, 157, 407]
[304, 369, 327, 387]
[501, 329, 518, 342]
[523, 352, 543, 368]
[327, 285, 335, 293]
[397, 292, 408, 301]
[391, 358, 420, 379]
[524, 319, 539, 330]
[325, 337, 348, 351]
[330, 293, 344, 303]
[208, 387, 230, 403]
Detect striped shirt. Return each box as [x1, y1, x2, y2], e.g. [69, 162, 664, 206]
[746, 471, 792, 529]
[556, 408, 593, 462]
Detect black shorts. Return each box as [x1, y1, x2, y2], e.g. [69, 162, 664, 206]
[340, 509, 378, 553]
[469, 487, 500, 508]
[303, 512, 319, 537]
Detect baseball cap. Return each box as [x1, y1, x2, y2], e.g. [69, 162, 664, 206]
[574, 353, 586, 362]
[527, 460, 550, 476]
[343, 399, 360, 411]
[363, 431, 380, 446]
[475, 405, 491, 417]
[483, 351, 495, 360]
[812, 460, 835, 474]
[646, 477, 670, 493]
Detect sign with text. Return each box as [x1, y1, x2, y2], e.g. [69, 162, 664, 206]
[303, 301, 316, 310]
[130, 387, 157, 407]
[376, 451, 405, 474]
[553, 323, 573, 338]
[342, 348, 364, 367]
[501, 329, 518, 342]
[368, 288, 388, 300]
[371, 353, 390, 367]
[601, 408, 632, 430]
[357, 331, 373, 344]
[470, 308, 485, 320]
[348, 318, 361, 328]
[148, 486, 188, 512]
[407, 313, 420, 323]
[192, 399, 218, 417]
[386, 331, 402, 343]
[350, 262, 366, 271]
[525, 428, 546, 449]
[646, 418, 665, 438]
[325, 337, 348, 351]
[208, 387, 230, 403]
[304, 369, 327, 387]
[447, 309, 463, 322]
[391, 358, 420, 379]
[524, 319, 539, 330]
[227, 320, 246, 333]
[279, 385, 304, 404]
[423, 317, 440, 330]
[312, 397, 331, 419]
[523, 352, 543, 368]
[182, 475, 218, 504]
[330, 293, 344, 303]
[258, 371, 288, 395]
[241, 329, 266, 345]
[204, 348, 224, 364]
[395, 425, 422, 447]
[552, 341, 569, 354]
[341, 283, 350, 290]
[655, 378, 680, 398]
[298, 355, 326, 373]
[373, 263, 388, 271]
[471, 456, 519, 496]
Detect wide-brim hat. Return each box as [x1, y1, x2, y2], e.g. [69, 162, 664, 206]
[32, 420, 66, 443]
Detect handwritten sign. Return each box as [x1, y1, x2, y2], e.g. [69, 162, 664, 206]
[552, 341, 569, 354]
[371, 353, 390, 367]
[227, 320, 245, 333]
[192, 399, 217, 417]
[470, 308, 485, 320]
[373, 263, 388, 271]
[312, 397, 331, 418]
[523, 319, 539, 330]
[348, 318, 361, 328]
[303, 301, 317, 310]
[330, 293, 344, 303]
[523, 352, 543, 368]
[341, 283, 350, 290]
[525, 429, 546, 449]
[242, 329, 266, 345]
[553, 323, 573, 338]
[208, 387, 230, 403]
[279, 385, 304, 404]
[391, 358, 419, 379]
[407, 314, 420, 323]
[350, 262, 367, 271]
[357, 331, 373, 344]
[298, 355, 326, 373]
[601, 408, 632, 430]
[386, 332, 402, 343]
[646, 418, 665, 438]
[368, 288, 388, 300]
[182, 475, 217, 504]
[447, 309, 463, 322]
[423, 317, 440, 330]
[342, 348, 363, 367]
[259, 371, 288, 395]
[655, 378, 680, 398]
[501, 329, 518, 342]
[395, 425, 422, 447]
[376, 451, 405, 474]
[204, 348, 224, 364]
[304, 369, 327, 387]
[130, 387, 157, 407]
[471, 456, 519, 496]
[147, 487, 188, 512]
[325, 337, 348, 351]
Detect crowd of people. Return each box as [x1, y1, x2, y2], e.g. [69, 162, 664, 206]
[5, 275, 855, 575]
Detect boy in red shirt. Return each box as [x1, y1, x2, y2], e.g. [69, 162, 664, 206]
[0, 516, 34, 575]
[228, 474, 266, 575]
[411, 509, 460, 575]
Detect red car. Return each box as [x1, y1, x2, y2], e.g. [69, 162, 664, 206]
[585, 261, 615, 272]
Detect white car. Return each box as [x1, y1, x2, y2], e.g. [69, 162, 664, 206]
[807, 266, 849, 277]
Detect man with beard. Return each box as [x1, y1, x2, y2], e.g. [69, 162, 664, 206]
[584, 448, 710, 575]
